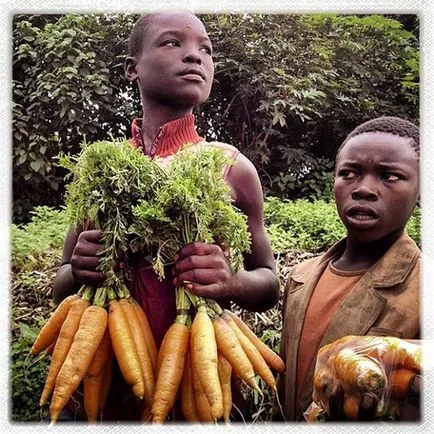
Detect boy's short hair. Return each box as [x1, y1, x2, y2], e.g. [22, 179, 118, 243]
[337, 116, 420, 158]
[128, 10, 196, 58]
[128, 14, 156, 57]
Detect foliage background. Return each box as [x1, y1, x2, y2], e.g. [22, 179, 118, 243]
[12, 13, 419, 222]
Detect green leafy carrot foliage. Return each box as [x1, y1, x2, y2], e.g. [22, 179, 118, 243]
[58, 139, 159, 281]
[59, 141, 251, 289]
[129, 147, 251, 279]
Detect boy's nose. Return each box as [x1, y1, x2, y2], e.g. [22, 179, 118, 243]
[183, 50, 201, 64]
[351, 184, 378, 201]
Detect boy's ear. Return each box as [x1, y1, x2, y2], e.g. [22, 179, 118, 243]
[125, 56, 138, 82]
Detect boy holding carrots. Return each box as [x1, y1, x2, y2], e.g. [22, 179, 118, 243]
[277, 116, 421, 422]
[52, 10, 279, 421]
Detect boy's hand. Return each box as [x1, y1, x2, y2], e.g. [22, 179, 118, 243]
[327, 375, 421, 421]
[173, 241, 234, 299]
[327, 385, 378, 421]
[70, 229, 105, 285]
[401, 374, 421, 421]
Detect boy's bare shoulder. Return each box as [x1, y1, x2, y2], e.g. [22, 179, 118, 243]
[204, 139, 239, 153]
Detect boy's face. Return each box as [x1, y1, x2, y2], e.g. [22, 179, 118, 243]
[127, 12, 214, 109]
[334, 132, 419, 243]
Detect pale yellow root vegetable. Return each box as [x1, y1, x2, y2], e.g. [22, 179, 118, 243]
[218, 352, 232, 423]
[191, 306, 223, 421]
[49, 305, 108, 423]
[151, 322, 189, 423]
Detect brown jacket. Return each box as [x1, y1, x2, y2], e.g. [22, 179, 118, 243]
[278, 232, 420, 421]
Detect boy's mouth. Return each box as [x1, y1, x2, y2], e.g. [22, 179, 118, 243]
[350, 213, 375, 221]
[179, 67, 205, 81]
[346, 206, 379, 226]
[347, 206, 378, 219]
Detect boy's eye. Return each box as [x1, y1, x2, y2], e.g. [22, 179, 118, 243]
[200, 46, 212, 55]
[338, 169, 357, 179]
[381, 173, 400, 182]
[162, 40, 180, 47]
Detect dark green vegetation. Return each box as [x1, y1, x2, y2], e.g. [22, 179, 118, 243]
[13, 13, 418, 222]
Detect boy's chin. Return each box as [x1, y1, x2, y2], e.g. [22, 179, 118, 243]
[169, 90, 210, 108]
[346, 227, 402, 245]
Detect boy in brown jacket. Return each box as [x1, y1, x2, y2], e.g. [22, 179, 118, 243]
[278, 116, 420, 421]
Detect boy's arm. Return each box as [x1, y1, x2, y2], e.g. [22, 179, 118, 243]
[53, 226, 104, 304]
[173, 153, 280, 312]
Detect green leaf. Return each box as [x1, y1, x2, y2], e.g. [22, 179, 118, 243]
[30, 160, 42, 172]
[19, 322, 39, 341]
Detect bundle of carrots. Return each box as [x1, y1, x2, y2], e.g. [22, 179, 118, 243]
[151, 289, 285, 423]
[31, 283, 158, 423]
[310, 335, 422, 421]
[29, 140, 162, 423]
[31, 140, 284, 423]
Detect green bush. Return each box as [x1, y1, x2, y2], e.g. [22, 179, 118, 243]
[264, 197, 421, 253]
[264, 197, 344, 252]
[11, 206, 68, 422]
[11, 322, 49, 422]
[11, 206, 69, 270]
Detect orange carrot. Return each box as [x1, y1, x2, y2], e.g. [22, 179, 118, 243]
[98, 351, 113, 414]
[119, 297, 155, 407]
[223, 309, 285, 373]
[39, 297, 90, 407]
[49, 304, 108, 423]
[191, 339, 213, 423]
[108, 299, 145, 400]
[331, 348, 386, 394]
[191, 306, 223, 421]
[218, 352, 232, 423]
[223, 312, 276, 390]
[181, 348, 200, 422]
[388, 368, 417, 399]
[151, 322, 189, 423]
[128, 297, 158, 374]
[83, 328, 111, 422]
[84, 372, 103, 422]
[213, 315, 261, 394]
[32, 294, 80, 355]
[86, 328, 111, 377]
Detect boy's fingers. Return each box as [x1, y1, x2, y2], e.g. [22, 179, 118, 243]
[328, 385, 345, 420]
[401, 374, 421, 421]
[176, 242, 220, 259]
[81, 229, 103, 242]
[358, 393, 378, 421]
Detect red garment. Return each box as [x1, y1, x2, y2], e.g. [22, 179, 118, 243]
[129, 114, 202, 158]
[295, 262, 365, 406]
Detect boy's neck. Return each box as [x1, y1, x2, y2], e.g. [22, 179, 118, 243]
[334, 229, 404, 271]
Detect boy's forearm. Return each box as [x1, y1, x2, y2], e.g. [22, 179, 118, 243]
[53, 263, 80, 305]
[226, 268, 280, 312]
